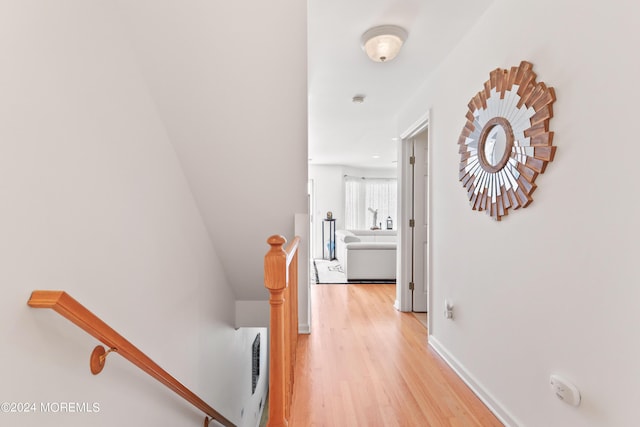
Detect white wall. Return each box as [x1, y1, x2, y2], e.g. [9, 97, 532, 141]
[397, 1, 640, 426]
[115, 0, 309, 302]
[309, 165, 396, 259]
[0, 2, 265, 426]
[309, 165, 345, 259]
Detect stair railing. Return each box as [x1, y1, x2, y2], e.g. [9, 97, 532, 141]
[264, 234, 300, 427]
[27, 290, 235, 427]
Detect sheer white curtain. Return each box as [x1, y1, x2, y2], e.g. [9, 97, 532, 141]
[344, 177, 365, 229]
[344, 176, 397, 230]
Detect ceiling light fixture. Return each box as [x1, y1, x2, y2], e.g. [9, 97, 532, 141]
[352, 95, 365, 103]
[361, 25, 408, 63]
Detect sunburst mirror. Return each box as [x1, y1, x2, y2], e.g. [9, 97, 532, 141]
[458, 61, 556, 221]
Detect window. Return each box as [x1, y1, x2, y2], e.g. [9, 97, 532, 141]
[344, 176, 397, 230]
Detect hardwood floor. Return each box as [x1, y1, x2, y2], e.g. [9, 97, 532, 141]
[289, 284, 503, 427]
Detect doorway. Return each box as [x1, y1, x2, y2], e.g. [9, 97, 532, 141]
[397, 115, 430, 317]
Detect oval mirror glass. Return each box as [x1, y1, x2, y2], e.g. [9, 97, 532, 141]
[484, 125, 508, 167]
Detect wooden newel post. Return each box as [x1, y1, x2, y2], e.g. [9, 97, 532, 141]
[265, 235, 288, 427]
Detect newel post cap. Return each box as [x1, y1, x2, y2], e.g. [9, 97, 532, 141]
[265, 235, 287, 291]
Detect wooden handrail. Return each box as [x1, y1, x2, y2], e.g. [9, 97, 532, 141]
[264, 234, 300, 427]
[27, 291, 235, 427]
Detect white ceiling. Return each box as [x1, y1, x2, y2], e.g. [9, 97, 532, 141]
[308, 0, 495, 169]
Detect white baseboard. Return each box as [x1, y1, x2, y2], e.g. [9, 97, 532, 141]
[428, 335, 520, 427]
[298, 323, 311, 334]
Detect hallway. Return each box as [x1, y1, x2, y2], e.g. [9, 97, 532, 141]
[289, 284, 503, 426]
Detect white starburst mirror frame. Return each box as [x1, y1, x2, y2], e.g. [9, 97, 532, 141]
[458, 61, 556, 221]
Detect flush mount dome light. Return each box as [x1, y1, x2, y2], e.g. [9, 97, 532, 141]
[361, 25, 408, 62]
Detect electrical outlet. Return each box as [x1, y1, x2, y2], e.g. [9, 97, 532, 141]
[550, 374, 581, 407]
[444, 300, 454, 319]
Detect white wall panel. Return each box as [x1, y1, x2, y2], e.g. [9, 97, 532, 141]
[397, 1, 640, 426]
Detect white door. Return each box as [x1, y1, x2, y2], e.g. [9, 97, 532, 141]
[411, 130, 428, 312]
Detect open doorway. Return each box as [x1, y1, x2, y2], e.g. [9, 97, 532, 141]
[397, 114, 430, 318]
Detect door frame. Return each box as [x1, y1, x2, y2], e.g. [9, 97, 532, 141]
[396, 111, 433, 326]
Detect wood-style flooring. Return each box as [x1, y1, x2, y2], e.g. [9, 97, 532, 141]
[289, 284, 503, 427]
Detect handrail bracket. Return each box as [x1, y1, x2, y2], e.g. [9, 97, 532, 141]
[90, 345, 117, 375]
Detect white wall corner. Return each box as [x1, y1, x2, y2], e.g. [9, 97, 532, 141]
[235, 300, 270, 328]
[428, 335, 520, 427]
[295, 212, 311, 334]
